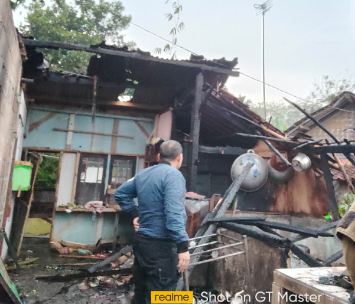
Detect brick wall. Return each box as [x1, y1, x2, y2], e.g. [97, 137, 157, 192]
[0, 1, 23, 230]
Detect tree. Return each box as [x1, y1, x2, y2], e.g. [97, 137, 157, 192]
[10, 0, 26, 9]
[20, 0, 132, 74]
[154, 0, 184, 59]
[307, 73, 355, 112]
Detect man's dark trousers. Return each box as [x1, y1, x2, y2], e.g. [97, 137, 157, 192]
[131, 234, 180, 304]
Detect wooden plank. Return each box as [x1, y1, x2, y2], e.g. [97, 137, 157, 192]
[31, 95, 166, 111]
[10, 154, 41, 256]
[60, 241, 95, 250]
[53, 128, 134, 139]
[26, 147, 145, 157]
[29, 112, 57, 132]
[199, 145, 247, 155]
[305, 144, 355, 154]
[70, 152, 80, 203]
[112, 212, 119, 252]
[65, 114, 75, 150]
[50, 151, 63, 241]
[320, 153, 340, 220]
[55, 208, 117, 213]
[187, 73, 204, 192]
[22, 39, 239, 77]
[16, 155, 41, 256]
[95, 214, 104, 243]
[0, 258, 22, 304]
[134, 120, 150, 138]
[111, 119, 119, 154]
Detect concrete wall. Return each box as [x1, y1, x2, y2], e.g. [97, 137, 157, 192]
[0, 0, 24, 256]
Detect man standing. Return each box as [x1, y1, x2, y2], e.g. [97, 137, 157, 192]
[115, 140, 190, 304]
[337, 202, 355, 304]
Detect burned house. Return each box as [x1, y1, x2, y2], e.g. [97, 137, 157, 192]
[2, 1, 355, 301]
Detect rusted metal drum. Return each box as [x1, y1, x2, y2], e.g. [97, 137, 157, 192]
[231, 150, 268, 192]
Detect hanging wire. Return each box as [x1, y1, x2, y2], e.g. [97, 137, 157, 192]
[130, 22, 355, 112]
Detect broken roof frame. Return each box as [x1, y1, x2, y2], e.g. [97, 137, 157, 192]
[22, 39, 240, 77]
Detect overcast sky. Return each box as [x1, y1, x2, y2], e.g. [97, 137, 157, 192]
[13, 0, 355, 105]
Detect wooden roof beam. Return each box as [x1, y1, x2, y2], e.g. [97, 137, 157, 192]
[30, 94, 166, 112]
[23, 39, 240, 77]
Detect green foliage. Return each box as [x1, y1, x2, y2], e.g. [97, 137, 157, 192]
[338, 192, 355, 217]
[154, 0, 184, 59]
[35, 154, 60, 189]
[10, 0, 26, 9]
[308, 73, 355, 110]
[245, 73, 355, 131]
[21, 0, 132, 74]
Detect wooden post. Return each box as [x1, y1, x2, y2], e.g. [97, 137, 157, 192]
[320, 153, 340, 220]
[187, 72, 203, 192]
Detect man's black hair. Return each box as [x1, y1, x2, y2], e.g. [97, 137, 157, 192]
[159, 140, 183, 161]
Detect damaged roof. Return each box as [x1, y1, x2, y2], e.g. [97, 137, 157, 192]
[175, 84, 287, 148]
[22, 39, 239, 109]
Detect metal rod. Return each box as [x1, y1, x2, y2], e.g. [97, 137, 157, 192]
[190, 242, 243, 256]
[189, 251, 245, 266]
[189, 241, 218, 250]
[262, 11, 266, 119]
[189, 233, 217, 241]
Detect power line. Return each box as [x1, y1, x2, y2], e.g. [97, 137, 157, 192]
[130, 21, 355, 113]
[130, 22, 198, 56]
[237, 71, 307, 102]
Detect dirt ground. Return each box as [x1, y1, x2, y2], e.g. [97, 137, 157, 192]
[8, 238, 134, 304]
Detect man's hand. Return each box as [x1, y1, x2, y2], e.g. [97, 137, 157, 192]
[177, 251, 190, 273]
[133, 217, 139, 232]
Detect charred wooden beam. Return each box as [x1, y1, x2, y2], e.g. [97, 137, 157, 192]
[35, 267, 132, 282]
[286, 242, 323, 267]
[290, 220, 339, 243]
[187, 73, 204, 192]
[87, 245, 132, 273]
[211, 219, 333, 237]
[30, 94, 165, 111]
[303, 144, 355, 154]
[23, 39, 240, 77]
[322, 250, 343, 266]
[198, 145, 247, 156]
[233, 133, 297, 145]
[220, 222, 287, 247]
[255, 222, 333, 237]
[293, 139, 323, 150]
[208, 216, 266, 223]
[320, 153, 340, 220]
[262, 138, 292, 166]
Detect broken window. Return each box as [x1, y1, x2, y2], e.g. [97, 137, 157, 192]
[107, 156, 136, 204]
[76, 155, 107, 206]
